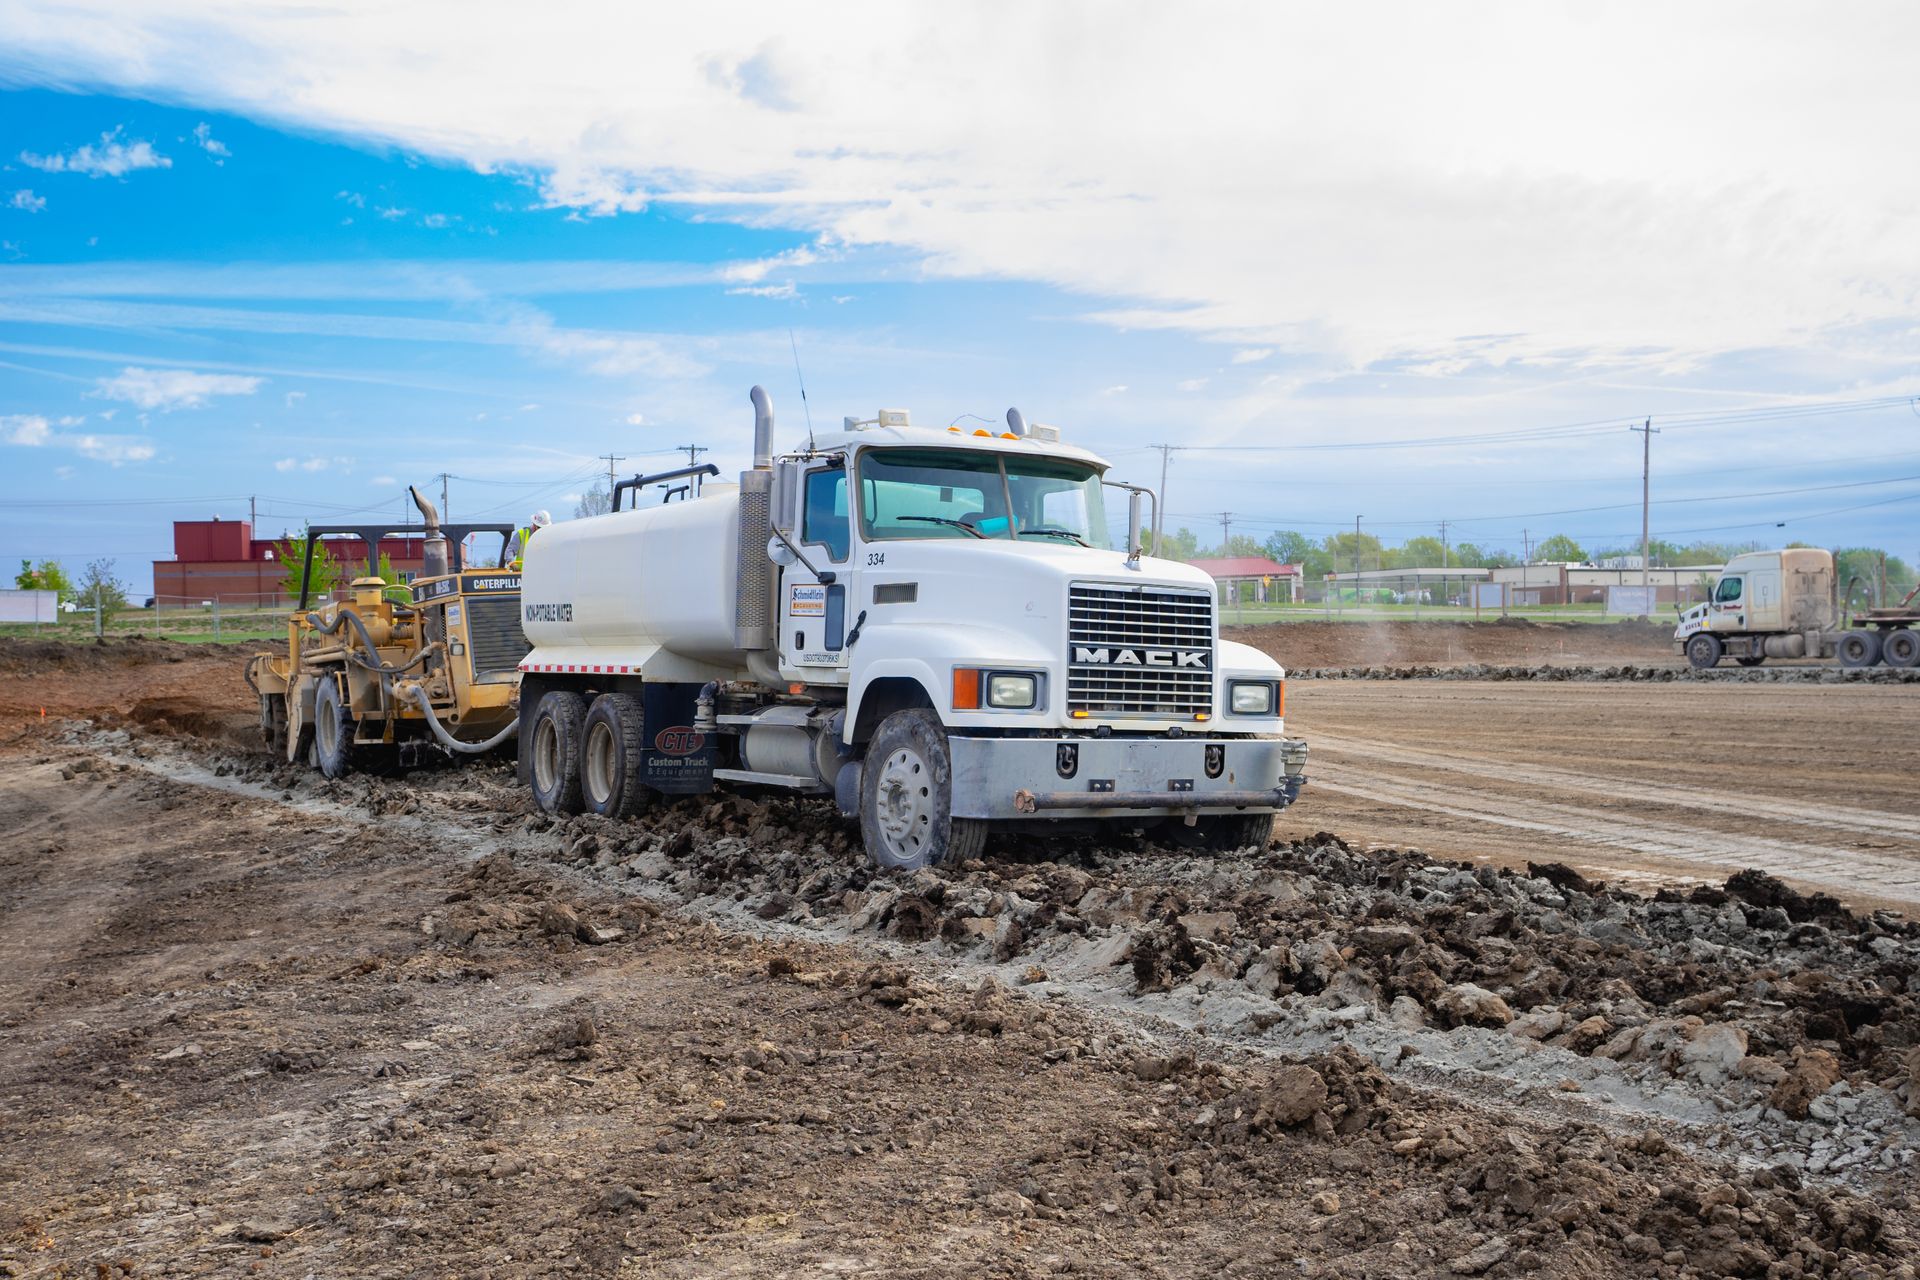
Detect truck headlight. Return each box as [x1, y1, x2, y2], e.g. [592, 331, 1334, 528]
[986, 672, 1038, 710]
[1229, 680, 1275, 715]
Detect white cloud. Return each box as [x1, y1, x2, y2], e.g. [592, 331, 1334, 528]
[93, 366, 263, 410]
[284, 390, 306, 407]
[69, 434, 156, 463]
[726, 281, 797, 299]
[624, 412, 646, 425]
[273, 457, 295, 472]
[518, 402, 540, 411]
[1100, 385, 1128, 395]
[3, 413, 156, 464]
[192, 122, 230, 162]
[2, 413, 50, 445]
[336, 190, 365, 207]
[376, 205, 408, 220]
[9, 189, 45, 213]
[372, 473, 396, 486]
[1230, 348, 1273, 365]
[274, 455, 342, 472]
[420, 212, 451, 228]
[1176, 377, 1209, 392]
[2, 5, 1918, 378]
[20, 128, 171, 178]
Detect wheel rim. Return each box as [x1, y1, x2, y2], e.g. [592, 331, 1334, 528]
[873, 745, 933, 861]
[584, 721, 616, 807]
[533, 718, 560, 792]
[316, 693, 338, 757]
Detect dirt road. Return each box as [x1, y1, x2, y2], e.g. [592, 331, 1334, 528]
[1278, 679, 1920, 914]
[3, 640, 1918, 1279]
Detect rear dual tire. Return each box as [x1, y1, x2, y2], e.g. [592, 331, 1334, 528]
[529, 690, 657, 818]
[1883, 628, 1919, 669]
[1837, 630, 1884, 669]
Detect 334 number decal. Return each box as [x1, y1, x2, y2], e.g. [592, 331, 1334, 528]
[866, 551, 885, 566]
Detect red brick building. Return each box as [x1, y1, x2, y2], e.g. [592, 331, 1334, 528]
[153, 519, 425, 610]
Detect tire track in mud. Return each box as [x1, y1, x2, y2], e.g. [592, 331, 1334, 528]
[1308, 761, 1920, 905]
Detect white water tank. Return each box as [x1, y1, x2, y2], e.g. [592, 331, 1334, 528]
[520, 485, 744, 665]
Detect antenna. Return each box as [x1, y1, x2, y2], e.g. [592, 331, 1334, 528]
[788, 328, 814, 450]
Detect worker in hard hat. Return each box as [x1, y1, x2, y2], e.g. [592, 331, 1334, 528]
[509, 509, 551, 571]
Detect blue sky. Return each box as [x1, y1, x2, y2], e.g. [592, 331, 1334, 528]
[2, 4, 1918, 594]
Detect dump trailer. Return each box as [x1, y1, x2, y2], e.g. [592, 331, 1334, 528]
[246, 488, 529, 775]
[515, 387, 1309, 870]
[1674, 548, 1920, 669]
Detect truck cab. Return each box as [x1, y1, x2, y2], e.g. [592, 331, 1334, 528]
[516, 389, 1308, 870]
[1674, 548, 1841, 669]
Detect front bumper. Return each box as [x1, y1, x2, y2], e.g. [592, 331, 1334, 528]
[948, 734, 1308, 820]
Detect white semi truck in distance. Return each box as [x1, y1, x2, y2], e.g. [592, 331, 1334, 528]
[1674, 548, 1920, 669]
[516, 387, 1308, 869]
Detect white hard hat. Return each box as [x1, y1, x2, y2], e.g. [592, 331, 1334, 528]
[531, 510, 552, 528]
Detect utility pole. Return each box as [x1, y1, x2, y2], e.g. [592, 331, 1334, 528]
[249, 495, 256, 530]
[1148, 444, 1180, 555]
[435, 472, 451, 520]
[1218, 511, 1233, 555]
[1631, 417, 1659, 599]
[677, 443, 709, 468]
[595, 458, 625, 498]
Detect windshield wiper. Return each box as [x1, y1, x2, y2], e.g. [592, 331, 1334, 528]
[897, 515, 987, 539]
[1018, 527, 1091, 547]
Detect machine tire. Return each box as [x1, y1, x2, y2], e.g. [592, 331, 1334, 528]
[1883, 628, 1920, 669]
[1837, 630, 1883, 668]
[529, 691, 589, 814]
[1685, 633, 1724, 670]
[312, 675, 356, 779]
[1169, 811, 1276, 854]
[859, 708, 987, 871]
[581, 692, 655, 818]
[259, 693, 289, 754]
[1736, 655, 1766, 668]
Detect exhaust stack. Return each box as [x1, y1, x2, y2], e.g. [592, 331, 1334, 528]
[409, 485, 449, 580]
[750, 384, 775, 470]
[734, 386, 776, 650]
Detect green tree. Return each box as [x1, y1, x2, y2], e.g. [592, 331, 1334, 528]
[74, 558, 130, 625]
[15, 557, 74, 601]
[1154, 526, 1201, 560]
[1532, 534, 1588, 564]
[1261, 530, 1317, 568]
[1390, 535, 1448, 568]
[1322, 530, 1385, 574]
[1201, 533, 1267, 559]
[277, 535, 342, 605]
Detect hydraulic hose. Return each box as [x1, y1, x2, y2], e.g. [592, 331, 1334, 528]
[402, 685, 519, 755]
[305, 610, 441, 675]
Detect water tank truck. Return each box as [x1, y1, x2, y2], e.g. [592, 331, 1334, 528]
[515, 388, 1308, 869]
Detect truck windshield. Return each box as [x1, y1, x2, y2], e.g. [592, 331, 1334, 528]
[858, 448, 1111, 547]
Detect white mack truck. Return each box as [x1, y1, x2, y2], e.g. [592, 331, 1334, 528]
[515, 387, 1307, 869]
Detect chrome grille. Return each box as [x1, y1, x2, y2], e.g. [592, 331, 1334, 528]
[1068, 583, 1214, 716]
[466, 594, 530, 678]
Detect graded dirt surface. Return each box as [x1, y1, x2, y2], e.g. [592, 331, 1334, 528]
[2, 637, 1918, 1280]
[1275, 679, 1920, 916]
[1227, 619, 1681, 670]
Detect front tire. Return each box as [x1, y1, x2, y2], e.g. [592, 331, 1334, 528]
[529, 690, 588, 814]
[312, 676, 356, 779]
[581, 692, 655, 818]
[1686, 633, 1724, 670]
[1882, 628, 1919, 669]
[859, 708, 987, 871]
[1837, 630, 1883, 669]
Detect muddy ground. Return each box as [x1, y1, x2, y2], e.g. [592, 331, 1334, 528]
[2, 636, 1917, 1279]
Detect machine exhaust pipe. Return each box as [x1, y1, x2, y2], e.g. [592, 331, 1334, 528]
[750, 385, 775, 470]
[409, 485, 449, 580]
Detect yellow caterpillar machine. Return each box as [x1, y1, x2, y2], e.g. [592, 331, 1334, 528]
[245, 487, 528, 776]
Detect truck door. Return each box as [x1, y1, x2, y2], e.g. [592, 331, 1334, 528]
[781, 461, 854, 680]
[1712, 574, 1745, 629]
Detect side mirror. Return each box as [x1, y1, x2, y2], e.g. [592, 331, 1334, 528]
[767, 535, 797, 567]
[1127, 489, 1144, 562]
